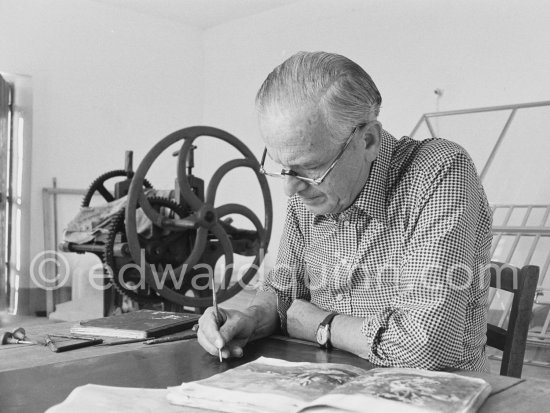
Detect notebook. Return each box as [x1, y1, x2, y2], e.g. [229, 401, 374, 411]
[70, 310, 201, 339]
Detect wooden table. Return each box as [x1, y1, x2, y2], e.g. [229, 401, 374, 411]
[0, 322, 548, 412]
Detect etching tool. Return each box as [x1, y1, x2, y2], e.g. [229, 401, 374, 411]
[143, 333, 197, 345]
[49, 334, 100, 341]
[44, 334, 103, 352]
[100, 338, 148, 346]
[0, 331, 34, 345]
[212, 280, 223, 362]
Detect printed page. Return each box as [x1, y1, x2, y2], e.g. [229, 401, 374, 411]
[167, 357, 368, 413]
[300, 368, 492, 413]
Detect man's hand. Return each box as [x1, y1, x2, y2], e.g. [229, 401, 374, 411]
[197, 306, 257, 359]
[197, 291, 279, 359]
[286, 299, 330, 342]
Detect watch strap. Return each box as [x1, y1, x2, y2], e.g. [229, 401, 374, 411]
[319, 311, 338, 328]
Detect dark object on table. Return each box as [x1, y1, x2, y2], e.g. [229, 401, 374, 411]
[0, 327, 35, 345]
[143, 332, 197, 345]
[44, 334, 103, 353]
[70, 309, 201, 339]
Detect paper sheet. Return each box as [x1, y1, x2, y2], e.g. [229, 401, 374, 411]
[45, 384, 191, 413]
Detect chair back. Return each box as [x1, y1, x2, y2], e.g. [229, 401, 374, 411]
[486, 262, 539, 378]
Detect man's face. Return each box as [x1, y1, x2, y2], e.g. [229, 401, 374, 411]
[259, 106, 375, 215]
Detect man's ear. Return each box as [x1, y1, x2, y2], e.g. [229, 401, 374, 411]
[362, 121, 382, 161]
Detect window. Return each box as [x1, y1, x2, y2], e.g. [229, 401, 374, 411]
[0, 73, 32, 313]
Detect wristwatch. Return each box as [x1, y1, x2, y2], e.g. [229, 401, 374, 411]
[316, 312, 338, 349]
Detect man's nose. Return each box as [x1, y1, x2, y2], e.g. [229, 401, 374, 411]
[283, 176, 308, 197]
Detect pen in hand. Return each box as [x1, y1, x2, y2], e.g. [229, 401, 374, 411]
[211, 280, 223, 362]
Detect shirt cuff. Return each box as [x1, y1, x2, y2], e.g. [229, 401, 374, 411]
[360, 309, 393, 366]
[258, 282, 291, 334]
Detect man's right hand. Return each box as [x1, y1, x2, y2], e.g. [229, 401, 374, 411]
[197, 306, 258, 359]
[196, 291, 279, 359]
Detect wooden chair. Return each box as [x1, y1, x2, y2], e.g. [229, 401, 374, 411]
[486, 262, 539, 378]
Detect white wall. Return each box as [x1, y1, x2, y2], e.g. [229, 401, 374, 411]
[2, 0, 550, 309]
[0, 0, 204, 297]
[202, 0, 550, 269]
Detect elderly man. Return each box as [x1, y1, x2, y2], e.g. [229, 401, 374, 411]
[198, 51, 492, 371]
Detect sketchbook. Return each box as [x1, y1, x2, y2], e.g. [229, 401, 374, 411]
[70, 309, 200, 339]
[166, 357, 492, 413]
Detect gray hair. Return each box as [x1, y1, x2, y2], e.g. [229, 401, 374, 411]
[255, 51, 382, 140]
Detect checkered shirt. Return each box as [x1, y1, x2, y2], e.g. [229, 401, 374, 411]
[261, 130, 493, 372]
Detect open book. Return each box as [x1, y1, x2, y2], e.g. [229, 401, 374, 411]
[167, 357, 491, 413]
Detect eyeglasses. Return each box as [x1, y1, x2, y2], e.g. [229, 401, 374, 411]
[259, 123, 365, 186]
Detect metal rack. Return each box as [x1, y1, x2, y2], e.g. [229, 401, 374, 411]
[411, 101, 550, 347]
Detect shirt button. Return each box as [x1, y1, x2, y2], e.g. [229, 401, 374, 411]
[340, 258, 348, 265]
[335, 293, 344, 301]
[343, 220, 350, 227]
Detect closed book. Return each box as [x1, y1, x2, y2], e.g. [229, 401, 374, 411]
[70, 310, 200, 339]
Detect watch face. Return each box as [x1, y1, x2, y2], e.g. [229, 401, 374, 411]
[316, 325, 329, 346]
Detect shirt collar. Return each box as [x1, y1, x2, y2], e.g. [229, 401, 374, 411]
[352, 129, 395, 224]
[315, 129, 395, 225]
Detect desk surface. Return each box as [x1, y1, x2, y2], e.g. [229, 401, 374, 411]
[1, 322, 549, 413]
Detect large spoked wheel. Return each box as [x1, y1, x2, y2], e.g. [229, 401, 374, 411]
[125, 126, 272, 308]
[82, 170, 152, 207]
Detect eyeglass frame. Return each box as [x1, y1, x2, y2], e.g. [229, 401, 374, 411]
[259, 122, 366, 186]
